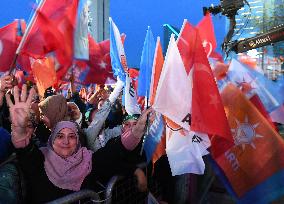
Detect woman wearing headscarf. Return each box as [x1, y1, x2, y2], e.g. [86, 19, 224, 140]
[38, 94, 69, 129]
[34, 94, 70, 145]
[6, 85, 147, 203]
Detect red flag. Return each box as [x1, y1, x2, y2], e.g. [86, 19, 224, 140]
[129, 68, 139, 91]
[210, 51, 224, 62]
[20, 0, 78, 79]
[77, 35, 126, 85]
[82, 36, 115, 84]
[177, 20, 233, 158]
[16, 20, 33, 73]
[196, 13, 217, 58]
[177, 20, 197, 74]
[0, 21, 19, 72]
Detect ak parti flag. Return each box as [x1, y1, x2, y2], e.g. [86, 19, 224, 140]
[31, 57, 57, 98]
[214, 83, 284, 204]
[153, 35, 210, 175]
[177, 20, 233, 158]
[109, 17, 127, 82]
[0, 20, 19, 72]
[154, 35, 192, 131]
[20, 0, 78, 79]
[149, 37, 164, 106]
[143, 112, 165, 163]
[146, 36, 166, 164]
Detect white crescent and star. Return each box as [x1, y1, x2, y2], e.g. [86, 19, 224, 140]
[98, 60, 107, 69]
[202, 40, 213, 58]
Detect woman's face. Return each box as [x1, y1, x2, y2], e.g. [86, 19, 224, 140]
[122, 119, 137, 132]
[68, 103, 81, 120]
[53, 128, 78, 158]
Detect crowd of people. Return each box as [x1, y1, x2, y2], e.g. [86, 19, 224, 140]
[0, 74, 160, 203]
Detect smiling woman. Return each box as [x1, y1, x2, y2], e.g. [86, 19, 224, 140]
[5, 85, 149, 203]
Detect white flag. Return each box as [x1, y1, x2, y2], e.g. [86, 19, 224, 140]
[153, 35, 192, 131]
[124, 75, 141, 115]
[153, 34, 210, 176]
[166, 129, 210, 175]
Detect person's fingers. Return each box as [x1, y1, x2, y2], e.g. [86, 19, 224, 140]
[149, 111, 156, 123]
[13, 86, 19, 104]
[26, 88, 36, 105]
[3, 75, 12, 81]
[21, 84, 27, 102]
[5, 93, 13, 108]
[141, 107, 153, 120]
[1, 76, 12, 90]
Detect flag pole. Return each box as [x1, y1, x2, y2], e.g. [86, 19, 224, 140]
[16, 0, 46, 55]
[140, 90, 150, 156]
[9, 0, 46, 74]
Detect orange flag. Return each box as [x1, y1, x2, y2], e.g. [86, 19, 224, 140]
[216, 83, 284, 198]
[149, 37, 164, 106]
[31, 57, 57, 98]
[149, 37, 166, 164]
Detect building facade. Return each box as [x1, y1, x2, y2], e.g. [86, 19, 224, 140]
[88, 0, 110, 42]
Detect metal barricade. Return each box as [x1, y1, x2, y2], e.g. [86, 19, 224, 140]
[103, 174, 162, 204]
[46, 189, 101, 204]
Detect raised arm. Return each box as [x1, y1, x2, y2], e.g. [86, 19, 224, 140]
[84, 79, 124, 151]
[6, 84, 36, 148]
[121, 108, 155, 151]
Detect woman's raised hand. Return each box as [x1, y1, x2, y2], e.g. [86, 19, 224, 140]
[6, 85, 36, 136]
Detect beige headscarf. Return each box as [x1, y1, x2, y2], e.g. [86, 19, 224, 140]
[38, 95, 69, 128]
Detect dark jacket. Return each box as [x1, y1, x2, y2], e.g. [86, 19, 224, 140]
[16, 138, 136, 203]
[0, 98, 11, 133]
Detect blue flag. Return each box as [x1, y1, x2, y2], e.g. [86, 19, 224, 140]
[137, 26, 155, 98]
[227, 59, 284, 112]
[144, 112, 164, 163]
[109, 17, 126, 82]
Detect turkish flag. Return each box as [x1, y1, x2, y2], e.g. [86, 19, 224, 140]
[20, 0, 78, 80]
[0, 20, 19, 72]
[82, 35, 115, 84]
[77, 35, 126, 85]
[177, 20, 233, 158]
[196, 13, 217, 58]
